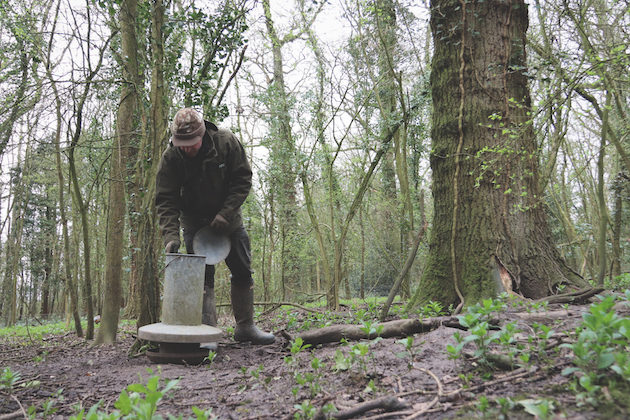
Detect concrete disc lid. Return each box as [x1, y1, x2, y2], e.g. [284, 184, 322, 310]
[193, 226, 231, 265]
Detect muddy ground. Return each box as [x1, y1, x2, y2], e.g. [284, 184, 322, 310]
[0, 300, 625, 419]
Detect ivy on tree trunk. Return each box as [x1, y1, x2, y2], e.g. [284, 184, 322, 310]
[416, 0, 587, 308]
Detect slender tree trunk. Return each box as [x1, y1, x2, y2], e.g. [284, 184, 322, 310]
[373, 0, 402, 298]
[262, 0, 300, 299]
[596, 91, 611, 285]
[119, 0, 142, 320]
[360, 206, 365, 300]
[91, 3, 134, 344]
[68, 115, 95, 339]
[2, 170, 26, 326]
[65, 3, 111, 339]
[92, 128, 127, 345]
[41, 203, 55, 318]
[135, 0, 164, 331]
[418, 0, 587, 309]
[611, 172, 623, 278]
[263, 191, 275, 303]
[56, 128, 83, 337]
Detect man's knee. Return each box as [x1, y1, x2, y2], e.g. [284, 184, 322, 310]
[230, 275, 253, 289]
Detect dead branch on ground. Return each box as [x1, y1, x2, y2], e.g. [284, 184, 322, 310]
[331, 395, 408, 419]
[281, 317, 465, 346]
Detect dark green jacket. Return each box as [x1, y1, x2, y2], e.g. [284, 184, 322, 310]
[155, 121, 252, 246]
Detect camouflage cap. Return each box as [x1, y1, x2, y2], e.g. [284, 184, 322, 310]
[170, 108, 206, 147]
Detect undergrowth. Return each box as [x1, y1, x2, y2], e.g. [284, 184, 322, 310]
[5, 293, 630, 419]
[0, 319, 137, 345]
[449, 291, 630, 419]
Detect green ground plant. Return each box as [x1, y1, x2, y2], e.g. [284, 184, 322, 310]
[69, 369, 214, 420]
[0, 319, 136, 346]
[518, 398, 555, 420]
[0, 367, 21, 393]
[560, 294, 630, 408]
[450, 292, 630, 417]
[333, 321, 384, 379]
[418, 300, 448, 318]
[285, 337, 314, 400]
[394, 335, 423, 370]
[601, 273, 630, 292]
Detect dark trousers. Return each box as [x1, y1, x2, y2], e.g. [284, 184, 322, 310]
[183, 224, 254, 289]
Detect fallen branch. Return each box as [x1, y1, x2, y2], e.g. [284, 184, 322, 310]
[0, 410, 24, 420]
[331, 395, 408, 419]
[281, 317, 465, 346]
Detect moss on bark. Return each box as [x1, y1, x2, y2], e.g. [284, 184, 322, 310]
[414, 0, 586, 310]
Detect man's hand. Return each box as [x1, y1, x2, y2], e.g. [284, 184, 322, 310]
[165, 240, 180, 253]
[210, 214, 229, 234]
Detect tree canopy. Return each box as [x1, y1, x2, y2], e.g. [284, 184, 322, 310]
[0, 0, 628, 329]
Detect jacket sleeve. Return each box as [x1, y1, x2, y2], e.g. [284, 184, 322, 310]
[217, 130, 252, 223]
[155, 148, 183, 246]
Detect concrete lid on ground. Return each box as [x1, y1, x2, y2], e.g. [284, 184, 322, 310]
[137, 323, 222, 343]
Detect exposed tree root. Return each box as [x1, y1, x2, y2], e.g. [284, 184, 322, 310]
[535, 286, 604, 304]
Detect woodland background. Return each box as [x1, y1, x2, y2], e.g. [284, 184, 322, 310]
[0, 0, 628, 341]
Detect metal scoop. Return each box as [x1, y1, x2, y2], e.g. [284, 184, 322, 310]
[192, 226, 231, 265]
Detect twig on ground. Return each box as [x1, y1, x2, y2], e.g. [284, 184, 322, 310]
[10, 395, 28, 418]
[362, 410, 416, 420]
[398, 366, 443, 419]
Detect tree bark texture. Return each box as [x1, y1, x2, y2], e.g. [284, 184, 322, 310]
[119, 0, 142, 321]
[92, 0, 136, 345]
[48, 48, 83, 337]
[135, 0, 164, 330]
[262, 0, 300, 301]
[419, 0, 586, 307]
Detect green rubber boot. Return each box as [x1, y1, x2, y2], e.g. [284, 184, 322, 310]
[231, 284, 275, 345]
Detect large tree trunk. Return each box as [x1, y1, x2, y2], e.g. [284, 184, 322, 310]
[417, 0, 586, 308]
